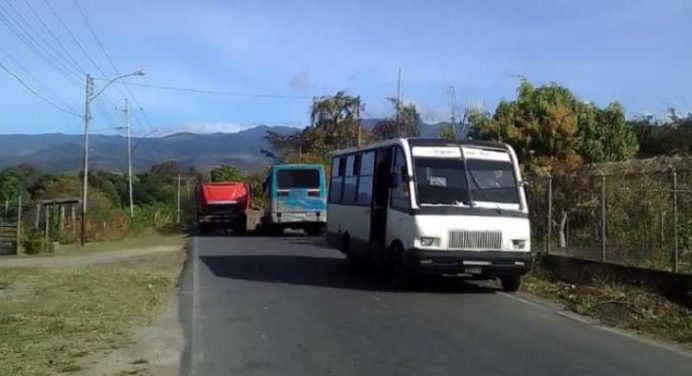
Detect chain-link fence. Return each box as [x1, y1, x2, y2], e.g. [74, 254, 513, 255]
[528, 158, 692, 274]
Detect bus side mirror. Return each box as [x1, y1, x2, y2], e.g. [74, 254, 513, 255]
[262, 182, 267, 191]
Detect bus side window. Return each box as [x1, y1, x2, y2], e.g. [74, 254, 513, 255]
[343, 155, 358, 203]
[357, 151, 375, 205]
[390, 147, 410, 210]
[329, 157, 346, 203]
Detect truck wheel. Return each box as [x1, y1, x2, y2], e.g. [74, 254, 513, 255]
[235, 216, 247, 235]
[500, 276, 521, 292]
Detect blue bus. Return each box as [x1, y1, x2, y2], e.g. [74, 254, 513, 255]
[259, 164, 327, 235]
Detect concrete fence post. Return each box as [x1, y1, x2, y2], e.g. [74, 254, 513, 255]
[16, 195, 22, 254]
[672, 168, 679, 273]
[35, 204, 41, 229]
[44, 204, 50, 253]
[600, 172, 607, 263]
[546, 173, 552, 255]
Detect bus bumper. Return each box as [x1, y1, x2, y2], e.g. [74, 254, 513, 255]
[406, 249, 533, 278]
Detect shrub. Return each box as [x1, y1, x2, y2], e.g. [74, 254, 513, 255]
[22, 228, 45, 254]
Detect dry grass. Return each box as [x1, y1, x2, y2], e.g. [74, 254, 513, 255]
[48, 231, 184, 256]
[522, 265, 692, 346]
[0, 251, 183, 376]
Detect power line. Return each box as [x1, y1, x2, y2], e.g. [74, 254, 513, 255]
[0, 45, 80, 115]
[0, 0, 82, 83]
[0, 60, 82, 117]
[72, 0, 160, 148]
[41, 0, 109, 79]
[113, 80, 314, 100]
[20, 0, 87, 74]
[0, 2, 81, 87]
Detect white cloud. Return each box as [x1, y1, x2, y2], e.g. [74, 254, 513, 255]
[162, 122, 254, 135]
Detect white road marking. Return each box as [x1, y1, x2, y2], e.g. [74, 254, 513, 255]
[191, 236, 204, 370]
[498, 291, 692, 359]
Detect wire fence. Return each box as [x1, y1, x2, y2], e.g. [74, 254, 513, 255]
[528, 160, 692, 275]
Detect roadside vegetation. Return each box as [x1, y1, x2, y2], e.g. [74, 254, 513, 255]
[522, 265, 692, 347]
[0, 251, 183, 376]
[0, 161, 200, 254]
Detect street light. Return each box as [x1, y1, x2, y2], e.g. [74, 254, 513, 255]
[81, 69, 146, 246]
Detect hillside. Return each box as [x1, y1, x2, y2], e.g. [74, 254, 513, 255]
[0, 125, 298, 172]
[0, 122, 456, 172]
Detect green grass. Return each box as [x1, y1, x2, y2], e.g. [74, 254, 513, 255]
[522, 265, 692, 346]
[0, 252, 182, 376]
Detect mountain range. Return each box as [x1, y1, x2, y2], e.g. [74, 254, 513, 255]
[0, 122, 451, 172]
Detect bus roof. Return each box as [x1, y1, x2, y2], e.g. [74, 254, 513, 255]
[271, 163, 324, 170]
[330, 138, 509, 157]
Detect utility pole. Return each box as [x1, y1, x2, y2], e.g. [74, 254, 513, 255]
[176, 174, 182, 225]
[356, 96, 361, 147]
[396, 68, 402, 137]
[78, 69, 146, 246]
[122, 99, 134, 218]
[448, 86, 459, 139]
[80, 74, 93, 247]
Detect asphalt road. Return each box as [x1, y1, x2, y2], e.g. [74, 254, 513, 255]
[179, 235, 692, 376]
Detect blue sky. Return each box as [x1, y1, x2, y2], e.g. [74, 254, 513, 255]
[0, 0, 690, 135]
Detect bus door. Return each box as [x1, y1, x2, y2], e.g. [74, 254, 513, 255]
[370, 147, 393, 253]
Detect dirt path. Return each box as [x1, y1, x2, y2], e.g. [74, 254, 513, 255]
[0, 245, 180, 268]
[75, 292, 184, 376]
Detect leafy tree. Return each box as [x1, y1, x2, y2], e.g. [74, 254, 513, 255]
[89, 171, 127, 207]
[630, 110, 692, 157]
[150, 161, 183, 183]
[437, 122, 457, 140]
[373, 98, 422, 140]
[467, 79, 639, 248]
[310, 91, 362, 150]
[263, 91, 367, 165]
[133, 173, 175, 206]
[0, 168, 30, 204]
[578, 102, 638, 163]
[210, 164, 244, 182]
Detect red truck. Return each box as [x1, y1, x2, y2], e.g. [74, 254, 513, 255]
[197, 182, 251, 234]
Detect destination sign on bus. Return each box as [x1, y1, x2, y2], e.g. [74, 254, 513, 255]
[411, 146, 462, 158]
[461, 147, 511, 162]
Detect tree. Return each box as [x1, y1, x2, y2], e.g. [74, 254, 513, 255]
[437, 122, 457, 140]
[0, 168, 29, 204]
[373, 98, 422, 140]
[310, 91, 362, 150]
[630, 109, 692, 157]
[263, 91, 367, 166]
[150, 161, 183, 183]
[578, 102, 638, 163]
[467, 79, 639, 248]
[211, 164, 244, 182]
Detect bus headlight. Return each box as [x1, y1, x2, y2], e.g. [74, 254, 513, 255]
[512, 239, 527, 250]
[418, 237, 440, 248]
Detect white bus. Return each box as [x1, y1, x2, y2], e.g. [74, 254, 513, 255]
[326, 138, 532, 291]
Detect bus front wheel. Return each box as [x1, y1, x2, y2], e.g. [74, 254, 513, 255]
[500, 275, 521, 292]
[388, 243, 413, 291]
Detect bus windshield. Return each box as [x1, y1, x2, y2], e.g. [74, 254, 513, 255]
[413, 157, 519, 205]
[277, 169, 321, 189]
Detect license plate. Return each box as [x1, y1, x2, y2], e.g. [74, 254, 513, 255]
[464, 267, 483, 275]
